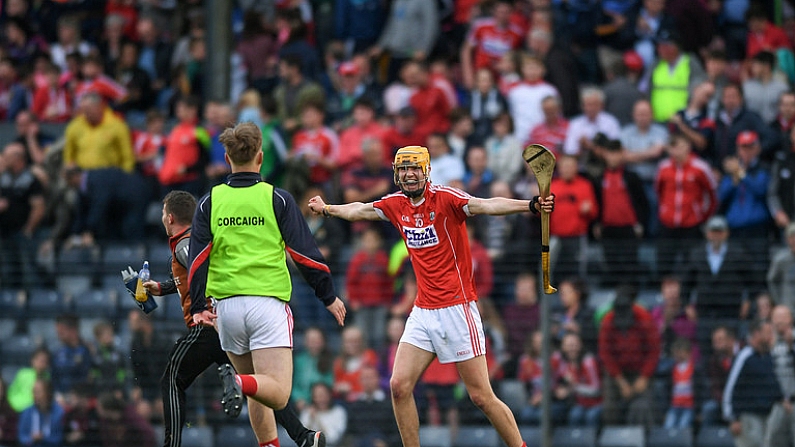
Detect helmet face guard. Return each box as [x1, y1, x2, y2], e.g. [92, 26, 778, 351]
[393, 146, 430, 198]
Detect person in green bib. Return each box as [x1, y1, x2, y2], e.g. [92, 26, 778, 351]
[189, 121, 346, 447]
[649, 28, 706, 123]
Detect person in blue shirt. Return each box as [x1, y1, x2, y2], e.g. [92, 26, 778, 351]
[50, 314, 91, 399]
[18, 378, 64, 447]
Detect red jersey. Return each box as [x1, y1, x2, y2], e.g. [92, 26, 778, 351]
[32, 86, 72, 123]
[527, 119, 569, 154]
[132, 130, 163, 177]
[333, 348, 379, 402]
[410, 85, 451, 142]
[655, 154, 717, 229]
[291, 127, 339, 184]
[467, 18, 523, 70]
[345, 250, 393, 307]
[74, 75, 127, 104]
[747, 22, 792, 58]
[430, 73, 458, 110]
[551, 351, 602, 408]
[549, 176, 598, 237]
[373, 184, 476, 309]
[671, 360, 695, 408]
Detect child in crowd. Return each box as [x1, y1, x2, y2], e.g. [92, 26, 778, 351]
[664, 337, 699, 429]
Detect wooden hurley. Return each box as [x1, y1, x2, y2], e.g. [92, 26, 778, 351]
[522, 144, 557, 294]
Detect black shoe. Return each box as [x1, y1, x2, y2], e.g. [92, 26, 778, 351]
[218, 363, 243, 418]
[299, 431, 326, 447]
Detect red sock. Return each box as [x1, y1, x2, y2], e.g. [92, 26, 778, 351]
[259, 438, 280, 447]
[237, 374, 258, 396]
[521, 443, 527, 447]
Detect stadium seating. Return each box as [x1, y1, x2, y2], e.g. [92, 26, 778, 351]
[695, 426, 735, 447]
[647, 427, 693, 447]
[74, 288, 117, 319]
[453, 426, 500, 447]
[101, 243, 146, 276]
[598, 426, 645, 447]
[519, 426, 542, 446]
[181, 426, 214, 447]
[214, 425, 259, 447]
[27, 288, 68, 318]
[2, 334, 36, 365]
[498, 379, 527, 416]
[278, 426, 298, 447]
[0, 289, 25, 319]
[418, 425, 451, 447]
[27, 318, 59, 349]
[552, 426, 598, 447]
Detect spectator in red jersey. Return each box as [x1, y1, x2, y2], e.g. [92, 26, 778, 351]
[549, 154, 598, 282]
[528, 95, 569, 156]
[746, 4, 792, 59]
[650, 276, 699, 364]
[599, 284, 661, 428]
[502, 272, 540, 374]
[158, 95, 209, 197]
[460, 0, 523, 90]
[338, 97, 387, 172]
[286, 101, 339, 197]
[333, 326, 380, 402]
[405, 61, 452, 142]
[663, 337, 704, 429]
[593, 139, 649, 286]
[32, 63, 72, 123]
[74, 55, 127, 106]
[552, 331, 602, 427]
[346, 225, 394, 349]
[132, 109, 165, 204]
[341, 138, 395, 238]
[383, 106, 423, 162]
[654, 132, 717, 276]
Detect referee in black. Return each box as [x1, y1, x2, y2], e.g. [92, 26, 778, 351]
[141, 190, 325, 447]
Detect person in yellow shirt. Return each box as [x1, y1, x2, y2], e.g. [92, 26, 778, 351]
[63, 92, 135, 172]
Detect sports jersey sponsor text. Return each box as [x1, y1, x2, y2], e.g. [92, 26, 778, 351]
[217, 216, 266, 226]
[403, 225, 440, 249]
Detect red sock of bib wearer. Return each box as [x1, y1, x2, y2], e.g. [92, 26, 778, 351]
[259, 438, 279, 447]
[237, 374, 258, 396]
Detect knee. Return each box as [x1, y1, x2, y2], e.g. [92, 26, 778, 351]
[273, 392, 290, 410]
[390, 376, 414, 401]
[468, 390, 493, 410]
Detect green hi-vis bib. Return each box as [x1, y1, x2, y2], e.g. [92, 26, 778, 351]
[651, 54, 691, 123]
[208, 182, 291, 301]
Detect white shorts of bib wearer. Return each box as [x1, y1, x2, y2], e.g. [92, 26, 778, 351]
[215, 296, 293, 355]
[400, 301, 486, 364]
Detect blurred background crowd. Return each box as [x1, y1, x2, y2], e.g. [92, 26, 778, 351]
[1, 0, 795, 446]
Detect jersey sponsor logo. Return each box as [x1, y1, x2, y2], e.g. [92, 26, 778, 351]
[217, 216, 266, 226]
[403, 225, 440, 249]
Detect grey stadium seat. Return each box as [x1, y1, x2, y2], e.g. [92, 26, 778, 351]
[553, 426, 598, 447]
[647, 427, 692, 447]
[599, 426, 645, 447]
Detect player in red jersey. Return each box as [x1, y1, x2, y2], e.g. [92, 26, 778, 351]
[308, 146, 554, 447]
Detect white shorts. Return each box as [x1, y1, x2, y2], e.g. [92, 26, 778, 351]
[400, 301, 486, 364]
[215, 296, 293, 355]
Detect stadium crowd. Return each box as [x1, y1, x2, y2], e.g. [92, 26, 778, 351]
[2, 0, 795, 446]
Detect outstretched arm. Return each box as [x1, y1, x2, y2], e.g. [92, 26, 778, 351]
[308, 195, 382, 221]
[467, 195, 554, 216]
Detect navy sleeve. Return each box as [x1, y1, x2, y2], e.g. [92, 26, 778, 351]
[273, 187, 337, 306]
[188, 192, 213, 315]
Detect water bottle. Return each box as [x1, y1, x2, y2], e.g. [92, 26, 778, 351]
[135, 261, 150, 302]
